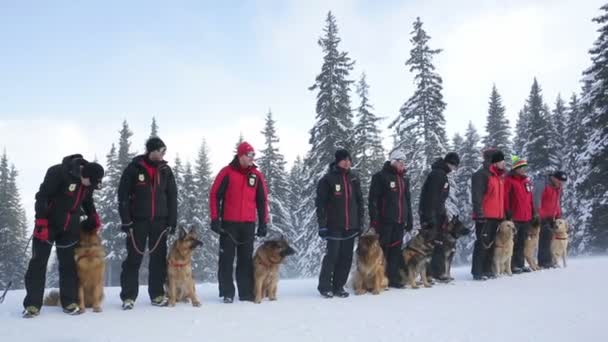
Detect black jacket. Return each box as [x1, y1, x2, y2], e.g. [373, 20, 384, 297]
[368, 161, 413, 230]
[316, 163, 364, 232]
[118, 155, 178, 227]
[419, 158, 451, 227]
[34, 154, 98, 233]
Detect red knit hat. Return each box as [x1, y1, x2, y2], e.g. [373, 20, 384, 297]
[237, 142, 255, 157]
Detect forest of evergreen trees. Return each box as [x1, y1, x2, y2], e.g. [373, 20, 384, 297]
[1, 6, 607, 288]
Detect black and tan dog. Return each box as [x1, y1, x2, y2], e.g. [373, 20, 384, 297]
[44, 227, 106, 313]
[429, 216, 471, 282]
[253, 237, 295, 304]
[166, 227, 203, 307]
[352, 232, 388, 295]
[401, 229, 436, 289]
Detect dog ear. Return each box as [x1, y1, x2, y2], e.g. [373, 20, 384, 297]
[179, 226, 188, 239]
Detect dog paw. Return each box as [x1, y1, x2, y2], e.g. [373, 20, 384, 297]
[355, 290, 365, 296]
[424, 284, 432, 288]
[371, 290, 380, 295]
[93, 307, 102, 313]
[254, 298, 262, 304]
[192, 302, 201, 307]
[268, 297, 277, 301]
[168, 302, 176, 307]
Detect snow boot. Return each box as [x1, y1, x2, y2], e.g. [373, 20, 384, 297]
[22, 306, 40, 318]
[62, 303, 82, 315]
[151, 296, 168, 307]
[122, 299, 135, 310]
[319, 290, 334, 298]
[334, 288, 349, 298]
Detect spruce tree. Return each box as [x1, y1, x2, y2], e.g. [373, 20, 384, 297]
[551, 95, 567, 168]
[194, 140, 216, 281]
[150, 116, 159, 138]
[482, 85, 511, 158]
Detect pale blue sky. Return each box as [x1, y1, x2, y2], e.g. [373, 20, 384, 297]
[0, 0, 603, 220]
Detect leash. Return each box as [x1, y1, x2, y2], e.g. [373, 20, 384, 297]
[222, 230, 257, 246]
[324, 232, 360, 241]
[129, 228, 169, 255]
[43, 239, 79, 249]
[1, 234, 34, 304]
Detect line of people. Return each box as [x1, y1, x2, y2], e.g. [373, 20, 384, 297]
[21, 137, 567, 317]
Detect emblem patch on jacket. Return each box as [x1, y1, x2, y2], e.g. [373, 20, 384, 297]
[138, 174, 145, 182]
[525, 182, 532, 192]
[390, 181, 396, 189]
[248, 174, 257, 187]
[68, 184, 77, 192]
[444, 182, 449, 189]
[335, 184, 341, 192]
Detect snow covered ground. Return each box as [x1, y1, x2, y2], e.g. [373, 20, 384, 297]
[1, 257, 606, 342]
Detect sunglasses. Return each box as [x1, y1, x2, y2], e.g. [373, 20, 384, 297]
[246, 152, 255, 158]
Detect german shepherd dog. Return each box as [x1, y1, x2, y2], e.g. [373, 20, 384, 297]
[493, 220, 516, 276]
[429, 216, 470, 282]
[401, 229, 436, 289]
[44, 227, 106, 312]
[524, 217, 541, 271]
[551, 219, 569, 268]
[253, 237, 295, 304]
[166, 227, 203, 307]
[352, 232, 388, 295]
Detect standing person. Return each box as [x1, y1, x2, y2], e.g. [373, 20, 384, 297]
[471, 149, 506, 281]
[316, 149, 364, 298]
[368, 150, 413, 288]
[209, 142, 268, 303]
[534, 171, 567, 268]
[504, 156, 536, 273]
[118, 137, 178, 310]
[419, 152, 460, 281]
[23, 155, 104, 318]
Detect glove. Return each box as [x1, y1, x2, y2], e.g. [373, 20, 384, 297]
[211, 220, 223, 235]
[256, 222, 267, 238]
[82, 213, 101, 232]
[34, 218, 49, 241]
[318, 227, 328, 238]
[121, 222, 133, 234]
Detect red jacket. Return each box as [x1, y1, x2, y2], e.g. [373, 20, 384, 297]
[472, 164, 505, 220]
[504, 173, 534, 222]
[209, 158, 269, 224]
[534, 177, 562, 219]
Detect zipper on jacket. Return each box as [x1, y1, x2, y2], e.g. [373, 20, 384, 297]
[342, 173, 350, 230]
[397, 176, 404, 223]
[64, 185, 84, 231]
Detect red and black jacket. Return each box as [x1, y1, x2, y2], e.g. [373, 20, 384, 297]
[504, 172, 535, 222]
[471, 164, 505, 220]
[316, 163, 364, 232]
[118, 155, 177, 227]
[34, 154, 98, 235]
[369, 161, 413, 230]
[533, 176, 562, 219]
[418, 158, 451, 228]
[209, 157, 269, 225]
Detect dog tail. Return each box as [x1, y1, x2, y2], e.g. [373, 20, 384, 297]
[43, 290, 60, 306]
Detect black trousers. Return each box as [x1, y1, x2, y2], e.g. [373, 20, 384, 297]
[23, 229, 78, 309]
[512, 221, 530, 269]
[471, 219, 499, 277]
[120, 220, 167, 301]
[538, 219, 555, 268]
[217, 222, 255, 300]
[378, 223, 404, 285]
[318, 230, 356, 293]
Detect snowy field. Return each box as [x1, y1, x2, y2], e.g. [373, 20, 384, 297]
[1, 257, 606, 342]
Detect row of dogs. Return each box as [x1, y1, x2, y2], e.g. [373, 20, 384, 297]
[43, 217, 569, 312]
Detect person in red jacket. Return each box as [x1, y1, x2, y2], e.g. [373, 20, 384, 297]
[534, 170, 567, 268]
[504, 157, 536, 273]
[209, 142, 269, 303]
[471, 149, 506, 280]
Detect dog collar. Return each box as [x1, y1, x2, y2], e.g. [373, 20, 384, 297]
[169, 260, 190, 268]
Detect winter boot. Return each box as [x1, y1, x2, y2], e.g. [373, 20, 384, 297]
[122, 299, 135, 310]
[22, 306, 40, 318]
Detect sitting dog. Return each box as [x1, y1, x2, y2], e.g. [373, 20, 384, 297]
[253, 236, 295, 304]
[523, 218, 541, 271]
[352, 232, 388, 295]
[166, 228, 203, 307]
[429, 216, 471, 282]
[550, 219, 569, 268]
[401, 229, 436, 289]
[493, 220, 516, 276]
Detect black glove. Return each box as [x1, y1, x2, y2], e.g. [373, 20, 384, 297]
[121, 222, 133, 234]
[211, 220, 223, 235]
[256, 222, 267, 238]
[318, 227, 328, 238]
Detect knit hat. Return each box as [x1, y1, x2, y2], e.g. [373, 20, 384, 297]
[145, 137, 166, 153]
[389, 149, 406, 161]
[482, 148, 497, 163]
[551, 171, 568, 182]
[511, 155, 528, 170]
[334, 149, 352, 163]
[444, 152, 460, 167]
[237, 142, 255, 157]
[82, 162, 105, 189]
[491, 150, 505, 163]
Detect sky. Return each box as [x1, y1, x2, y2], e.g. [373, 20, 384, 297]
[0, 0, 604, 222]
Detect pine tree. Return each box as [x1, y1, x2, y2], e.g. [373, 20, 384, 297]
[551, 95, 568, 169]
[352, 73, 385, 225]
[299, 12, 356, 277]
[520, 79, 558, 178]
[150, 116, 159, 138]
[288, 156, 313, 277]
[234, 132, 244, 154]
[482, 85, 511, 158]
[512, 108, 529, 157]
[193, 140, 216, 281]
[580, 4, 608, 253]
[389, 17, 448, 229]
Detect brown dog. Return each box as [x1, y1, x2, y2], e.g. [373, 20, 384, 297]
[43, 228, 106, 312]
[524, 218, 541, 271]
[401, 229, 435, 289]
[166, 228, 203, 307]
[493, 220, 516, 276]
[352, 232, 388, 295]
[551, 219, 569, 268]
[253, 237, 295, 304]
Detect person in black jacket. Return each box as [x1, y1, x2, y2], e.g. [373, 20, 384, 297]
[419, 152, 460, 281]
[368, 149, 413, 288]
[118, 137, 178, 309]
[23, 155, 104, 318]
[316, 149, 364, 298]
